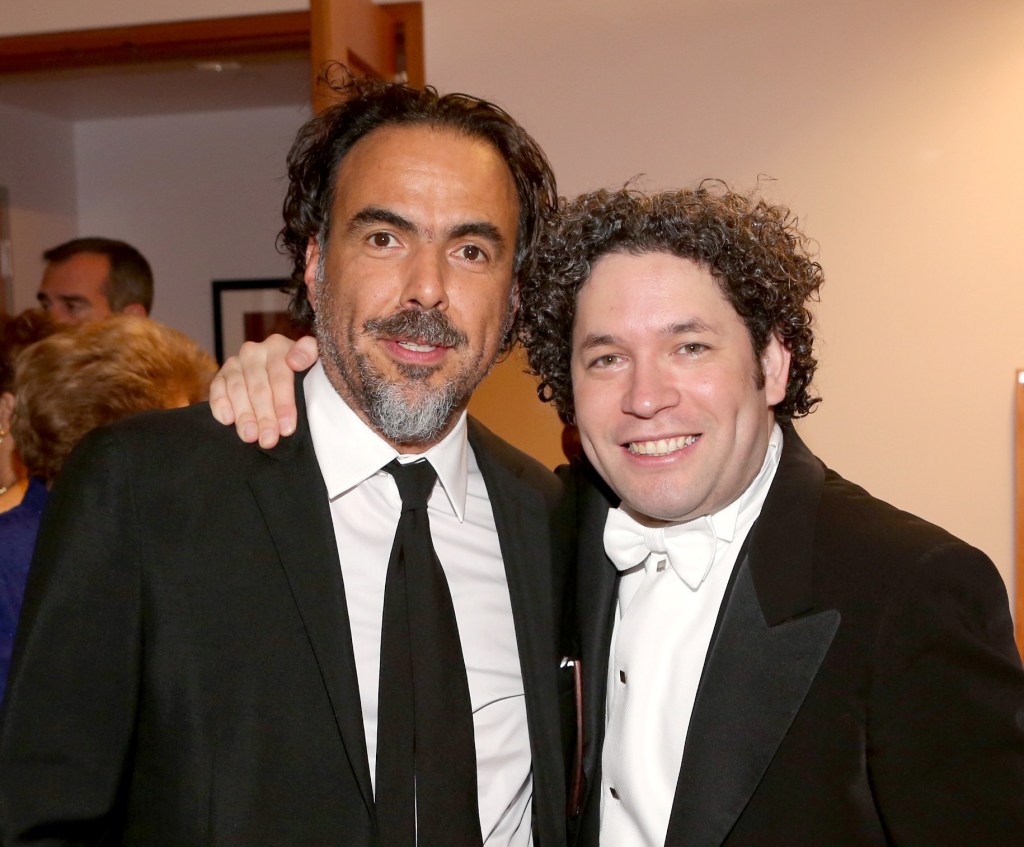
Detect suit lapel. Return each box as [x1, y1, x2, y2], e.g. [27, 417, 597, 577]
[248, 377, 375, 819]
[665, 427, 840, 847]
[468, 419, 567, 843]
[573, 465, 619, 836]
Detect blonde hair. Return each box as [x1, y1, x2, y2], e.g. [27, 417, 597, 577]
[12, 316, 216, 484]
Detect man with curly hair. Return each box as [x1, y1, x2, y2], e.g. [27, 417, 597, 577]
[217, 182, 1024, 846]
[522, 184, 1024, 846]
[0, 75, 575, 846]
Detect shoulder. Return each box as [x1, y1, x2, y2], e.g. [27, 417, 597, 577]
[817, 466, 981, 567]
[810, 466, 1013, 647]
[61, 399, 312, 497]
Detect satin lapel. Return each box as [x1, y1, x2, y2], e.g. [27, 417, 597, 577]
[573, 467, 620, 833]
[468, 419, 567, 843]
[247, 377, 374, 819]
[665, 426, 840, 847]
[666, 564, 839, 846]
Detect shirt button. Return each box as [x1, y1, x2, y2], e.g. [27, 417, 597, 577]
[619, 669, 627, 684]
[656, 557, 667, 572]
[609, 786, 620, 800]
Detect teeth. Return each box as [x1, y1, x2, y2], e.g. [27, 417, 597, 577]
[397, 341, 436, 353]
[628, 435, 698, 456]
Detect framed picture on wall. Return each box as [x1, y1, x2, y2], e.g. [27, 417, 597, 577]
[0, 187, 12, 314]
[212, 278, 304, 364]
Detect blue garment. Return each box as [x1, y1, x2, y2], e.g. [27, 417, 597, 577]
[0, 477, 48, 704]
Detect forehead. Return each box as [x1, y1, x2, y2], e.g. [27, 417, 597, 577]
[575, 251, 738, 326]
[41, 252, 110, 293]
[332, 124, 519, 224]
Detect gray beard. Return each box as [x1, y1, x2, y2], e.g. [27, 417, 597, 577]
[313, 259, 486, 445]
[355, 355, 460, 444]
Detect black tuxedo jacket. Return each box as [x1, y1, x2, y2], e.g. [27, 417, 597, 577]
[568, 425, 1024, 846]
[0, 383, 575, 846]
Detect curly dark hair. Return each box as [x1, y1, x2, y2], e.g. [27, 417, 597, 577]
[520, 182, 824, 423]
[279, 66, 558, 333]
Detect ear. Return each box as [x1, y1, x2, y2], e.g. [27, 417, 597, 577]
[761, 333, 791, 408]
[509, 277, 521, 319]
[304, 238, 321, 311]
[121, 302, 147, 318]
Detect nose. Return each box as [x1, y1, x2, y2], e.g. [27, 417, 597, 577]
[400, 247, 449, 313]
[621, 358, 680, 419]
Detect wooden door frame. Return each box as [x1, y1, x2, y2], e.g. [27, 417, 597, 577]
[0, 5, 423, 97]
[1016, 370, 1024, 658]
[0, 13, 312, 74]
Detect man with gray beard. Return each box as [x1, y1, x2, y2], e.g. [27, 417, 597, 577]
[0, 74, 575, 847]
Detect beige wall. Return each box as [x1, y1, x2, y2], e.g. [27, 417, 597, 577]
[427, 0, 1024, 595]
[2, 0, 1020, 597]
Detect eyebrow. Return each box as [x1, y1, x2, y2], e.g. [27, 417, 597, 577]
[348, 206, 415, 234]
[577, 318, 716, 352]
[347, 207, 508, 256]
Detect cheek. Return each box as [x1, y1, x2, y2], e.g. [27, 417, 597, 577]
[569, 379, 612, 444]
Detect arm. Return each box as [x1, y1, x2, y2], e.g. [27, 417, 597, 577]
[208, 334, 319, 448]
[868, 542, 1024, 844]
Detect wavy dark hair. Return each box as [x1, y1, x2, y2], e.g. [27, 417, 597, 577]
[521, 182, 824, 423]
[279, 66, 558, 332]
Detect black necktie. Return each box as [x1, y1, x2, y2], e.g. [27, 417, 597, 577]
[376, 459, 482, 847]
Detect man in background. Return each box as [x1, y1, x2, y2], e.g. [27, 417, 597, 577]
[36, 236, 153, 325]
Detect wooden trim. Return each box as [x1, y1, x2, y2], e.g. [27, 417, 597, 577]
[310, 0, 424, 112]
[0, 12, 311, 75]
[381, 2, 425, 89]
[1016, 370, 1024, 658]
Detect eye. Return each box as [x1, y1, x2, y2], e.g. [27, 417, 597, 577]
[456, 244, 486, 262]
[368, 232, 399, 249]
[589, 353, 622, 369]
[680, 342, 708, 356]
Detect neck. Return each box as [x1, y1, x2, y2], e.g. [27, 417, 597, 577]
[0, 476, 30, 513]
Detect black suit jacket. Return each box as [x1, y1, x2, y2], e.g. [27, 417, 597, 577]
[569, 425, 1024, 846]
[0, 382, 575, 846]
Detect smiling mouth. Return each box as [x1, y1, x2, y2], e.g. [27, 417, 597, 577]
[627, 434, 699, 456]
[395, 339, 446, 353]
[365, 309, 467, 351]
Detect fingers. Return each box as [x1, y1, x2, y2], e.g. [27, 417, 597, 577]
[209, 356, 244, 428]
[208, 334, 320, 447]
[285, 334, 320, 373]
[243, 335, 299, 448]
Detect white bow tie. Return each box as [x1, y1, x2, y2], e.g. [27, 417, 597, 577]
[603, 507, 718, 591]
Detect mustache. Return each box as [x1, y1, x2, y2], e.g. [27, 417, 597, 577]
[363, 309, 467, 349]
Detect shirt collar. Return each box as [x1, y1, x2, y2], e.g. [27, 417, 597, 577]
[304, 361, 470, 521]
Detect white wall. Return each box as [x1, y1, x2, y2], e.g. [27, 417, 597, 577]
[0, 104, 78, 309]
[72, 104, 310, 349]
[0, 0, 305, 36]
[424, 0, 1024, 592]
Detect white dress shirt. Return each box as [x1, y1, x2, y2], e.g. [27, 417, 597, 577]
[600, 424, 784, 847]
[304, 362, 533, 846]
